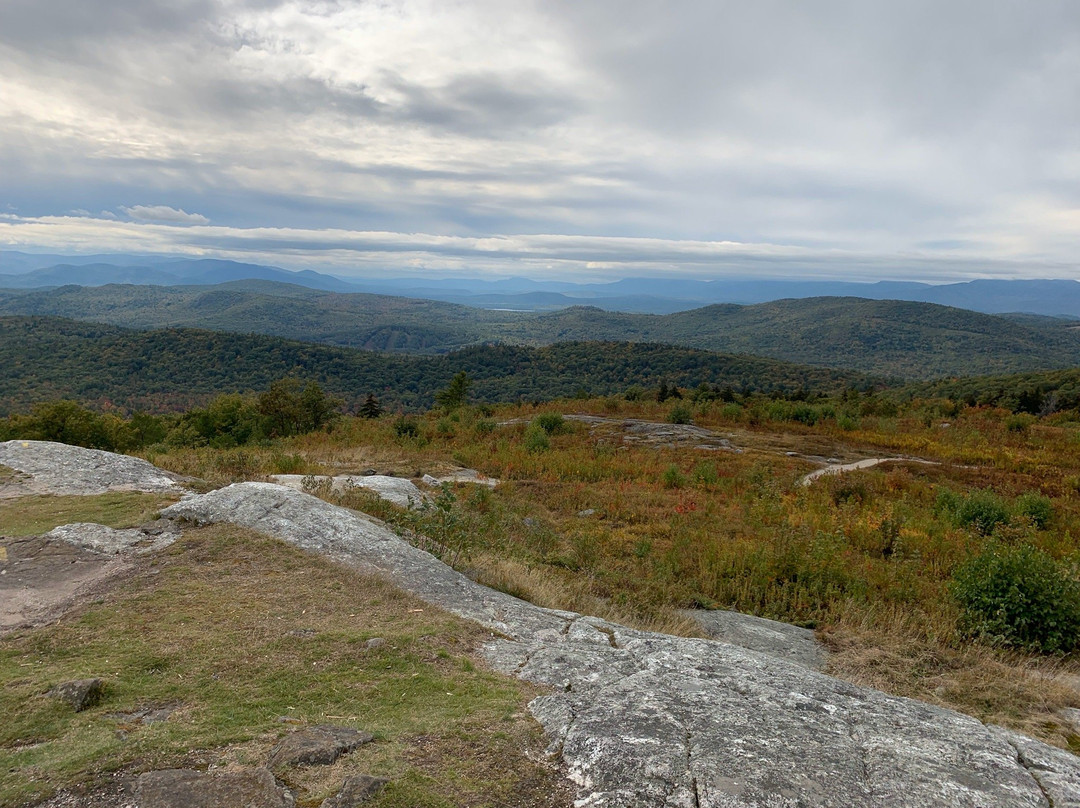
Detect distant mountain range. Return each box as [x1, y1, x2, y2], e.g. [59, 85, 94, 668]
[0, 255, 358, 293]
[4, 251, 1080, 317]
[3, 280, 1079, 379]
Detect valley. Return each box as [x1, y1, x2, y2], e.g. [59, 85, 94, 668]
[3, 281, 1080, 379]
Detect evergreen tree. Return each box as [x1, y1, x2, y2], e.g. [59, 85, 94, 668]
[435, 371, 472, 412]
[359, 393, 383, 419]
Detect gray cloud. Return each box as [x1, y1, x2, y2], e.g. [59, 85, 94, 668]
[121, 205, 210, 224]
[1, 1, 1079, 279]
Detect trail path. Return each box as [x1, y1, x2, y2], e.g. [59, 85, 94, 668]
[800, 457, 941, 486]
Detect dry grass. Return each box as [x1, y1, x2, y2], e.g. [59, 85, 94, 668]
[469, 555, 703, 637]
[822, 611, 1080, 749]
[138, 398, 1080, 751]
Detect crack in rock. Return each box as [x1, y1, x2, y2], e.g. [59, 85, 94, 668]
[1006, 735, 1056, 808]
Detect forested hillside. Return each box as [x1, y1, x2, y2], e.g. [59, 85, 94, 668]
[0, 316, 868, 414]
[2, 284, 1078, 379]
[0, 281, 504, 352]
[901, 367, 1080, 414]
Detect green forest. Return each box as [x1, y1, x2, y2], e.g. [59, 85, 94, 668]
[0, 316, 869, 415]
[3, 282, 1079, 378]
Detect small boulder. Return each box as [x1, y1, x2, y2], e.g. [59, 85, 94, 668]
[322, 774, 389, 807]
[48, 678, 104, 711]
[267, 725, 374, 769]
[134, 767, 294, 808]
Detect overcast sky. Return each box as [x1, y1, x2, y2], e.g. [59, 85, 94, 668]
[2, 0, 1079, 281]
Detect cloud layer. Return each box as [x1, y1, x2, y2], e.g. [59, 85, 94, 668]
[2, 1, 1079, 279]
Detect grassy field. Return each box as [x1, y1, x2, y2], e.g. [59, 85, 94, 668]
[0, 491, 176, 537]
[0, 521, 568, 807]
[144, 394, 1080, 748]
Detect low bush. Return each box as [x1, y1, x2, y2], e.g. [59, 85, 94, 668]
[1015, 492, 1053, 529]
[533, 412, 566, 434]
[954, 491, 1010, 535]
[662, 464, 686, 488]
[667, 402, 693, 425]
[937, 489, 1010, 535]
[950, 542, 1080, 653]
[393, 416, 420, 439]
[523, 424, 550, 453]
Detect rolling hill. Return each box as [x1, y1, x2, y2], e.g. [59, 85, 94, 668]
[0, 316, 868, 414]
[2, 283, 1078, 379]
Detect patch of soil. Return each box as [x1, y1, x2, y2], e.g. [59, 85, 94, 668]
[0, 535, 132, 634]
[26, 775, 136, 808]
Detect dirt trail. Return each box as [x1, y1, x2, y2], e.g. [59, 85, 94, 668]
[799, 456, 941, 486]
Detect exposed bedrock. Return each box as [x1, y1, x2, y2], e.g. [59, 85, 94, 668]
[0, 439, 183, 496]
[163, 482, 1080, 807]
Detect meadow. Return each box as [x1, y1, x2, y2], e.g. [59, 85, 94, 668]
[7, 381, 1080, 780]
[112, 389, 1080, 750]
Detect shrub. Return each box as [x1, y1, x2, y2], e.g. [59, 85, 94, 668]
[950, 542, 1080, 653]
[662, 464, 686, 489]
[692, 461, 719, 486]
[523, 424, 550, 453]
[533, 413, 566, 434]
[393, 416, 420, 439]
[667, 403, 693, 425]
[719, 403, 743, 422]
[1005, 414, 1034, 433]
[829, 478, 868, 506]
[836, 414, 859, 431]
[473, 419, 496, 436]
[933, 488, 961, 519]
[1015, 492, 1053, 529]
[954, 490, 1010, 535]
[271, 452, 306, 474]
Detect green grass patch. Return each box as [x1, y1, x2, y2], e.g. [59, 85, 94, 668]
[0, 525, 563, 807]
[0, 492, 177, 538]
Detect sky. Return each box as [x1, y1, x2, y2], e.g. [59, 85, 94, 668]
[1, 0, 1079, 281]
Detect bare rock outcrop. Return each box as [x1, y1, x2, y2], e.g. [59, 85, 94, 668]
[682, 608, 825, 670]
[44, 522, 178, 555]
[133, 768, 294, 808]
[1, 533, 130, 632]
[2, 522, 179, 633]
[163, 482, 1080, 807]
[0, 440, 183, 497]
[267, 725, 374, 769]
